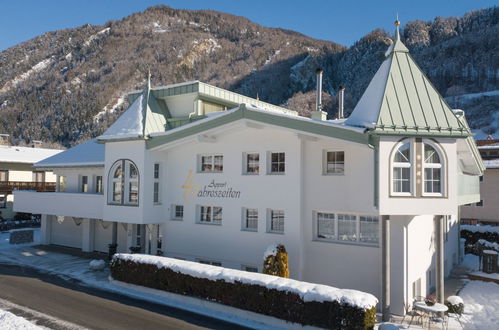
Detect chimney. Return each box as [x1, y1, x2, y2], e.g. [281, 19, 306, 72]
[337, 86, 345, 119]
[311, 68, 327, 120]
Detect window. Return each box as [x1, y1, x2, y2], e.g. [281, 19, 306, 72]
[317, 212, 335, 239]
[325, 151, 344, 174]
[199, 206, 222, 225]
[95, 176, 103, 194]
[268, 209, 284, 233]
[0, 170, 8, 182]
[359, 216, 379, 243]
[108, 160, 139, 205]
[153, 163, 160, 204]
[423, 143, 442, 194]
[270, 152, 285, 174]
[156, 226, 163, 252]
[198, 259, 222, 266]
[0, 194, 6, 208]
[200, 155, 223, 172]
[314, 212, 379, 245]
[242, 208, 258, 231]
[58, 176, 67, 192]
[80, 176, 88, 193]
[244, 153, 259, 174]
[33, 171, 45, 182]
[172, 205, 184, 220]
[136, 224, 141, 247]
[392, 142, 411, 194]
[242, 265, 258, 272]
[338, 213, 357, 241]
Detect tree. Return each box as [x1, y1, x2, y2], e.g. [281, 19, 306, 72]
[262, 243, 289, 278]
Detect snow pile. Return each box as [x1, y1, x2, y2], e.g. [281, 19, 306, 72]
[0, 309, 42, 329]
[113, 253, 378, 309]
[458, 280, 499, 330]
[89, 259, 106, 271]
[461, 224, 499, 234]
[447, 295, 464, 306]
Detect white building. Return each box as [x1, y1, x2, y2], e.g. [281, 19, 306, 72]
[0, 143, 61, 219]
[14, 23, 483, 318]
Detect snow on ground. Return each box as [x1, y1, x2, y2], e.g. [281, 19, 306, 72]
[83, 28, 110, 47]
[0, 57, 54, 93]
[460, 254, 480, 272]
[0, 309, 42, 330]
[458, 280, 499, 330]
[93, 94, 126, 122]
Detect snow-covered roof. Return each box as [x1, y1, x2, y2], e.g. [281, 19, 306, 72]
[0, 145, 62, 164]
[98, 94, 145, 140]
[345, 23, 468, 138]
[35, 138, 104, 168]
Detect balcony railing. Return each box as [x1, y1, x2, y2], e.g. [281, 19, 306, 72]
[0, 181, 56, 194]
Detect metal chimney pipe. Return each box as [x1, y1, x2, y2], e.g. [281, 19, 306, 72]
[338, 86, 345, 119]
[316, 68, 323, 113]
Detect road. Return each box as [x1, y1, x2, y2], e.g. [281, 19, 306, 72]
[0, 263, 249, 330]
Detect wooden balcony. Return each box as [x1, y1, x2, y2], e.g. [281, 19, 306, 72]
[0, 181, 56, 194]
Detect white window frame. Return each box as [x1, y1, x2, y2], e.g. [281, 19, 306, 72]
[267, 152, 285, 175]
[241, 207, 258, 231]
[391, 140, 414, 196]
[171, 204, 184, 220]
[80, 175, 88, 193]
[422, 140, 445, 197]
[107, 159, 140, 206]
[58, 175, 67, 192]
[197, 205, 222, 225]
[323, 150, 345, 175]
[95, 175, 103, 194]
[313, 211, 380, 246]
[267, 209, 284, 234]
[198, 154, 223, 173]
[243, 152, 260, 175]
[153, 163, 161, 204]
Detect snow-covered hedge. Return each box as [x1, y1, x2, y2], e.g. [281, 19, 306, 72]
[461, 225, 499, 251]
[111, 254, 377, 329]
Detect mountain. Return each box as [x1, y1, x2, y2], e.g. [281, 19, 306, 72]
[0, 5, 497, 147]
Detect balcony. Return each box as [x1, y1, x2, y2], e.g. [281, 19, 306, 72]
[13, 191, 103, 219]
[0, 181, 56, 194]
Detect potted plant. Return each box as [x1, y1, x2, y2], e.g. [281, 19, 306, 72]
[425, 295, 437, 306]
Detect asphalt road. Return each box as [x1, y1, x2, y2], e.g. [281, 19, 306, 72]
[0, 263, 249, 330]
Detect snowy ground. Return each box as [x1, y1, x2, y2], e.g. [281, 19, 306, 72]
[0, 308, 42, 330]
[458, 280, 499, 330]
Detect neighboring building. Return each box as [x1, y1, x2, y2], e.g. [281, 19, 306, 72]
[460, 139, 499, 225]
[0, 145, 62, 220]
[14, 22, 483, 317]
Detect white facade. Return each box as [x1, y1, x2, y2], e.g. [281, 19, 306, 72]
[14, 28, 484, 317]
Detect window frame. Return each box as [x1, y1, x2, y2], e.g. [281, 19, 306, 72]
[197, 205, 223, 225]
[0, 170, 9, 182]
[95, 175, 103, 194]
[267, 209, 284, 234]
[171, 204, 184, 220]
[241, 207, 258, 231]
[313, 211, 380, 246]
[268, 152, 286, 175]
[153, 163, 161, 204]
[421, 140, 445, 197]
[323, 150, 345, 175]
[0, 194, 6, 208]
[80, 175, 88, 193]
[243, 152, 260, 175]
[107, 159, 140, 206]
[198, 154, 223, 173]
[391, 140, 414, 196]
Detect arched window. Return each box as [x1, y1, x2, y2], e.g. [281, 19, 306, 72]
[392, 141, 412, 194]
[423, 143, 442, 194]
[108, 160, 139, 205]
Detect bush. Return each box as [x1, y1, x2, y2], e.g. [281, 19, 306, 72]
[262, 244, 289, 278]
[110, 255, 376, 329]
[445, 296, 464, 315]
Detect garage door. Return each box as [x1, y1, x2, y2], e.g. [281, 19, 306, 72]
[51, 216, 83, 248]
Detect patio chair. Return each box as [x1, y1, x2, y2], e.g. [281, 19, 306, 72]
[401, 302, 424, 327]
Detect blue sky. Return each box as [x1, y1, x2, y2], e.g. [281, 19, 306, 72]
[1, 0, 497, 51]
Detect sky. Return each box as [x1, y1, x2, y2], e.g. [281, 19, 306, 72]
[0, 0, 497, 51]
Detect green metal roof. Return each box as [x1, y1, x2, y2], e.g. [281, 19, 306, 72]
[345, 26, 470, 138]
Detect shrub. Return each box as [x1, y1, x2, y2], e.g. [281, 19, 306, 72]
[445, 296, 464, 315]
[110, 254, 377, 329]
[262, 243, 289, 278]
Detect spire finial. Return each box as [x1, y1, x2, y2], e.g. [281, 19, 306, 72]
[394, 14, 401, 41]
[147, 69, 151, 89]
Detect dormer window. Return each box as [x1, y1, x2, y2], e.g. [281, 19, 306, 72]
[108, 160, 139, 206]
[392, 142, 412, 194]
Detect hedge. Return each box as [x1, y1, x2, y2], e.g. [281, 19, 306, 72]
[461, 225, 499, 255]
[110, 254, 376, 329]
